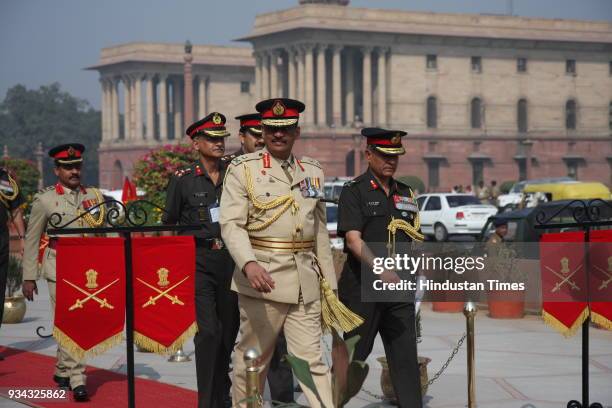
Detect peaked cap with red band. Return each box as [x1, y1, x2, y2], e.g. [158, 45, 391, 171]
[362, 127, 407, 156]
[235, 113, 262, 135]
[48, 143, 85, 165]
[255, 98, 305, 127]
[186, 112, 230, 138]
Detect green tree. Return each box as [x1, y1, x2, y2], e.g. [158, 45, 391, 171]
[0, 157, 40, 214]
[132, 144, 196, 208]
[0, 83, 101, 186]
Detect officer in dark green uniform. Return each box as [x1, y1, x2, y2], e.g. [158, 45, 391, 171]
[221, 113, 264, 164]
[337, 128, 423, 408]
[163, 112, 239, 408]
[0, 166, 25, 358]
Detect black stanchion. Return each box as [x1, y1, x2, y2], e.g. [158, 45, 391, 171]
[46, 199, 200, 408]
[534, 198, 611, 408]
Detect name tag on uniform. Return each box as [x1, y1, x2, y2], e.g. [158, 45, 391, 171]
[208, 204, 220, 223]
[393, 195, 418, 213]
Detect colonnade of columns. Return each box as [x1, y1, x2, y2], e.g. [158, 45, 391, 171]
[99, 74, 210, 143]
[254, 44, 390, 128]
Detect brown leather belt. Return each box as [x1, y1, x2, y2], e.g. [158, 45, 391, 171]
[249, 236, 315, 253]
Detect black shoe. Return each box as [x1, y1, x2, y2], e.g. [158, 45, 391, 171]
[72, 385, 89, 402]
[223, 395, 232, 408]
[53, 375, 70, 389]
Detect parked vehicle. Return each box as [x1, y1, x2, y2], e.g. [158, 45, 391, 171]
[496, 177, 575, 209]
[416, 193, 498, 241]
[521, 182, 611, 207]
[324, 177, 351, 202]
[326, 202, 343, 250]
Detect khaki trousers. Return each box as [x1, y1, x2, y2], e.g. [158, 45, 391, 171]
[48, 280, 87, 388]
[232, 294, 333, 408]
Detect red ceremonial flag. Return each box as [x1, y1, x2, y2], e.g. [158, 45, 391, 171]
[540, 231, 588, 337]
[54, 238, 126, 360]
[121, 177, 138, 204]
[590, 230, 612, 331]
[132, 236, 196, 354]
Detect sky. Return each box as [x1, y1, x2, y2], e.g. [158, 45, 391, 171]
[1, 0, 611, 109]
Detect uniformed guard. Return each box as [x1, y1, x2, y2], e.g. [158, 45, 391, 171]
[221, 113, 264, 164]
[220, 98, 336, 408]
[337, 128, 424, 408]
[22, 143, 106, 401]
[488, 218, 508, 244]
[0, 166, 26, 359]
[224, 112, 295, 403]
[163, 112, 239, 408]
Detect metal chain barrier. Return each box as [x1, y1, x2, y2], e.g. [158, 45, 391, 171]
[321, 330, 467, 401]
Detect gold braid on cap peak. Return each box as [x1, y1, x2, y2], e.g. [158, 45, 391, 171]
[387, 191, 424, 255]
[261, 118, 298, 127]
[243, 164, 299, 232]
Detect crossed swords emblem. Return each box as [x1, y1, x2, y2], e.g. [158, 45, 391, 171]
[546, 257, 582, 293]
[594, 256, 612, 290]
[64, 278, 118, 311]
[138, 267, 188, 308]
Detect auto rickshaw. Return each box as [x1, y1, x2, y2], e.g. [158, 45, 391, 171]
[520, 182, 611, 208]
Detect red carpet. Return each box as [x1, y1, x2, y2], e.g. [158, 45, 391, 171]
[0, 346, 197, 407]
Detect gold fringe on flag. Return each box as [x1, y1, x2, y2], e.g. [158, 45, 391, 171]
[541, 307, 589, 338]
[53, 327, 123, 361]
[591, 311, 612, 331]
[133, 322, 198, 355]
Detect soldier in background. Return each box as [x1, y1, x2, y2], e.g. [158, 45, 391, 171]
[0, 166, 26, 360]
[221, 113, 264, 163]
[337, 128, 423, 408]
[22, 144, 106, 401]
[163, 112, 239, 408]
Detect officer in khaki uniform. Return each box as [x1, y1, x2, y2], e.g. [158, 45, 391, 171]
[22, 144, 105, 402]
[220, 98, 335, 408]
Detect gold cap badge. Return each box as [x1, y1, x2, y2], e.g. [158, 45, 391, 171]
[391, 134, 401, 145]
[212, 113, 222, 125]
[67, 146, 76, 157]
[272, 100, 285, 116]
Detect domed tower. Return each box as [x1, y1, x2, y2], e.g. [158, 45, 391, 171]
[299, 0, 350, 5]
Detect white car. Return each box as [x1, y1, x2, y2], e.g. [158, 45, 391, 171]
[416, 193, 498, 241]
[326, 202, 343, 250]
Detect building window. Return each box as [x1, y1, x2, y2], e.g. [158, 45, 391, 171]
[472, 161, 484, 186]
[517, 57, 527, 73]
[427, 161, 440, 191]
[566, 59, 576, 75]
[566, 161, 578, 180]
[426, 96, 437, 128]
[609, 61, 612, 76]
[609, 101, 612, 130]
[518, 99, 528, 133]
[426, 54, 437, 70]
[471, 56, 482, 73]
[565, 99, 577, 130]
[518, 159, 527, 182]
[240, 81, 250, 93]
[471, 97, 482, 129]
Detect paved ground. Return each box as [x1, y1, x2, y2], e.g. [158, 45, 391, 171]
[1, 283, 611, 407]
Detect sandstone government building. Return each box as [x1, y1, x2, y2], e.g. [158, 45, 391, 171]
[89, 0, 612, 191]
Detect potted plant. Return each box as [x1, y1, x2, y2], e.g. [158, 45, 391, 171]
[3, 256, 26, 324]
[486, 242, 526, 319]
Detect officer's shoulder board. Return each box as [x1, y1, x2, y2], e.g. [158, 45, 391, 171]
[229, 151, 260, 167]
[37, 185, 55, 195]
[344, 174, 365, 188]
[174, 165, 193, 178]
[395, 178, 414, 193]
[299, 156, 321, 169]
[221, 153, 237, 163]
